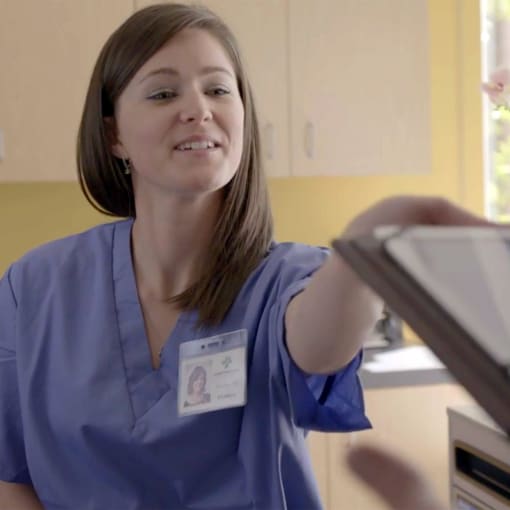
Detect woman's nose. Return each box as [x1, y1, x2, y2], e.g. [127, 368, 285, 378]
[179, 93, 212, 123]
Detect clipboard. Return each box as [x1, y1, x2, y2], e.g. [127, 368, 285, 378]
[332, 225, 510, 435]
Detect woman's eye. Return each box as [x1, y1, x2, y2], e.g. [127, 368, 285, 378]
[148, 90, 176, 100]
[209, 87, 230, 96]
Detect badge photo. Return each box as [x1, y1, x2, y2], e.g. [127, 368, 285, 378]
[178, 329, 248, 416]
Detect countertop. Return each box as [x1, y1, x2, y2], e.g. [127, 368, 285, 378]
[359, 343, 454, 389]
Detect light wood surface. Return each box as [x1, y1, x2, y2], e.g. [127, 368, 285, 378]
[308, 383, 475, 510]
[1, 0, 436, 180]
[288, 0, 431, 177]
[0, 0, 133, 182]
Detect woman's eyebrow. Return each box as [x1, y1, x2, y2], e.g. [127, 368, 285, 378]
[138, 65, 234, 84]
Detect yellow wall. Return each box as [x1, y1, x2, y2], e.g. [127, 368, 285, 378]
[0, 0, 483, 273]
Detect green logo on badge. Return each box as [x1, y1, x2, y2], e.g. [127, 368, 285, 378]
[222, 356, 232, 369]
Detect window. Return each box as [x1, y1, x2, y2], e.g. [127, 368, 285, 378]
[481, 0, 510, 220]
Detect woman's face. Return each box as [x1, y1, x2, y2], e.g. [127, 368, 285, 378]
[110, 28, 245, 200]
[192, 372, 206, 394]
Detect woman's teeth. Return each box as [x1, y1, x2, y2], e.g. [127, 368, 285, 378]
[176, 141, 216, 151]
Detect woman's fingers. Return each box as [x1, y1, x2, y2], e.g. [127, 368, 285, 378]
[427, 197, 494, 227]
[346, 444, 447, 510]
[342, 195, 500, 238]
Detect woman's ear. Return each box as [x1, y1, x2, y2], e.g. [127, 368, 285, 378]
[103, 116, 126, 159]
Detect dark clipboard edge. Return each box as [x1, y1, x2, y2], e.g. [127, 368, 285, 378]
[332, 236, 510, 436]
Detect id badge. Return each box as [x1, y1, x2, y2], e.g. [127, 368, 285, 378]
[178, 329, 248, 416]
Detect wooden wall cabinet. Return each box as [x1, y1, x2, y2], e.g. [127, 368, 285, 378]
[288, 0, 431, 177]
[0, 0, 133, 182]
[1, 0, 432, 180]
[136, 0, 432, 178]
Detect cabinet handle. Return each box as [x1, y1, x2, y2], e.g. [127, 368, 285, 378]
[264, 122, 275, 160]
[0, 129, 4, 162]
[305, 121, 314, 159]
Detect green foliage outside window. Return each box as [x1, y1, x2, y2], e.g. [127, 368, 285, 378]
[487, 0, 510, 20]
[488, 109, 510, 220]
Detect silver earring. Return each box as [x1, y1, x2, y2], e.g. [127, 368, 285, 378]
[122, 158, 131, 175]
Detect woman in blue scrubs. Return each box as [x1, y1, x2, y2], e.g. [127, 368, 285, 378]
[0, 3, 490, 509]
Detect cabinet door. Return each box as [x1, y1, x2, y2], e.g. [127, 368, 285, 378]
[307, 431, 330, 509]
[327, 384, 475, 510]
[0, 0, 133, 182]
[136, 0, 290, 177]
[288, 0, 431, 177]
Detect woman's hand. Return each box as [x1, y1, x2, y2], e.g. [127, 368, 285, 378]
[346, 444, 447, 510]
[0, 481, 44, 510]
[286, 195, 498, 375]
[343, 195, 494, 239]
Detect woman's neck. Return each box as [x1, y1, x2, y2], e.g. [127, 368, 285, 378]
[131, 191, 222, 301]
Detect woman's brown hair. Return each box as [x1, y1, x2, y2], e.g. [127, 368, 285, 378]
[77, 3, 273, 326]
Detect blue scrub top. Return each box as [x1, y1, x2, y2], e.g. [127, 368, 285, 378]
[0, 219, 370, 510]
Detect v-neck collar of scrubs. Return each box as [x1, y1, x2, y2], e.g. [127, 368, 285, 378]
[112, 219, 197, 420]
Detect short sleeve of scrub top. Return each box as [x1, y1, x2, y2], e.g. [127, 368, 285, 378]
[263, 243, 370, 432]
[0, 267, 30, 484]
